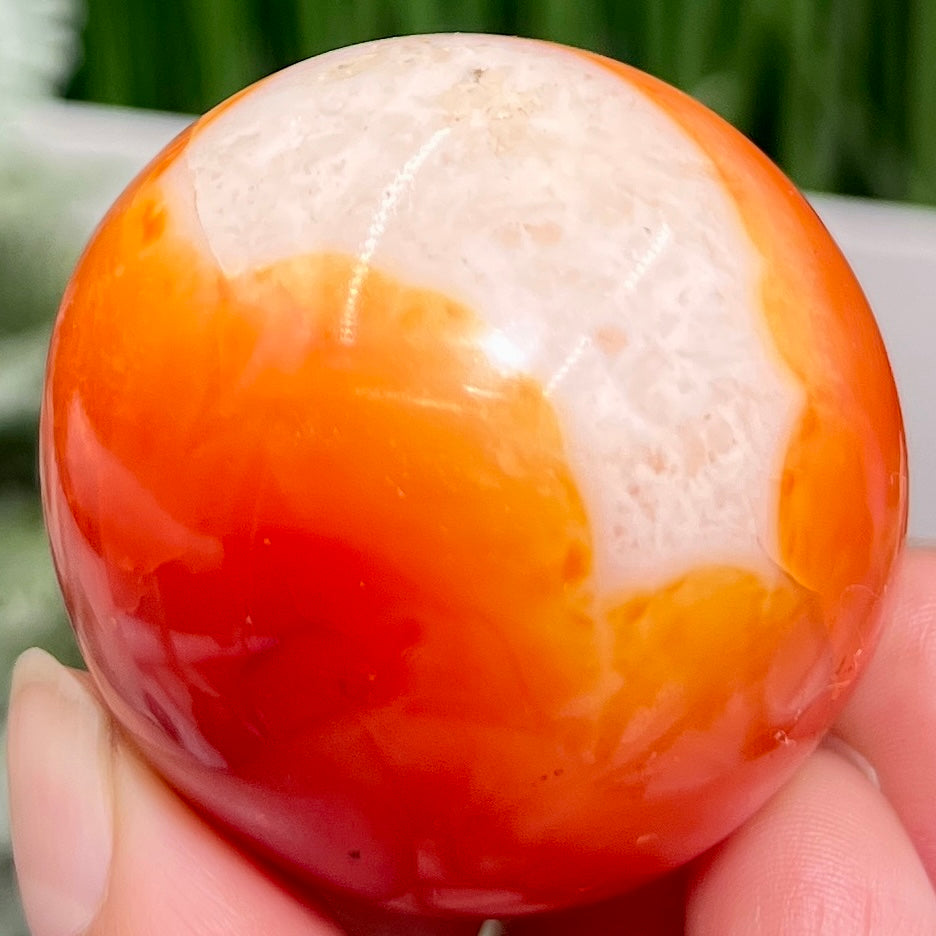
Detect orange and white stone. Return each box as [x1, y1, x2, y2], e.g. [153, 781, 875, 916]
[42, 34, 907, 916]
[182, 34, 802, 592]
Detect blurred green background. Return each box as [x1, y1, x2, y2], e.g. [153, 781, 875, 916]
[1, 1, 935, 932]
[65, 0, 936, 206]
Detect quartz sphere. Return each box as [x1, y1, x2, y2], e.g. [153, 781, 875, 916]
[41, 34, 907, 918]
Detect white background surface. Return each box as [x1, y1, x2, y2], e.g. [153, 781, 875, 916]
[14, 101, 936, 540]
[813, 195, 936, 542]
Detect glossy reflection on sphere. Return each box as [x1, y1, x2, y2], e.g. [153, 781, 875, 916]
[41, 34, 907, 917]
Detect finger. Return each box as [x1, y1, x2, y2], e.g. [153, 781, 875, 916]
[8, 648, 340, 936]
[686, 746, 936, 934]
[834, 547, 936, 881]
[501, 869, 687, 935]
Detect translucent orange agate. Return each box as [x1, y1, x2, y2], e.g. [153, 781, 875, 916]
[41, 36, 906, 917]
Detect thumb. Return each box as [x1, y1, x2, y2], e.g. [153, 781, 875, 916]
[7, 648, 340, 936]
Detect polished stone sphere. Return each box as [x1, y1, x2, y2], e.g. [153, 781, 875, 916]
[41, 33, 907, 918]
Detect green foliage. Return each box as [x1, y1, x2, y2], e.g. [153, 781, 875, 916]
[65, 0, 936, 205]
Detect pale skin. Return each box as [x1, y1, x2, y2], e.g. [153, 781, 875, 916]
[8, 549, 936, 935]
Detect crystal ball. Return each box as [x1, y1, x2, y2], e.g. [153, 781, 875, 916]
[40, 34, 907, 918]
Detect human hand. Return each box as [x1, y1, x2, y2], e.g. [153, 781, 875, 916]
[9, 550, 936, 935]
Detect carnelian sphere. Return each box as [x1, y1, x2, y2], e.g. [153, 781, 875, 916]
[41, 34, 906, 917]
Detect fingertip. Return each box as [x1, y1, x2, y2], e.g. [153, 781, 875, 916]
[8, 648, 114, 936]
[687, 747, 936, 935]
[835, 545, 936, 881]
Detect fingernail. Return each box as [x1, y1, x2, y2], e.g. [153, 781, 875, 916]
[7, 648, 114, 936]
[822, 734, 880, 789]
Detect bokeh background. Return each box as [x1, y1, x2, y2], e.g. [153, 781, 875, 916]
[2, 1, 935, 932]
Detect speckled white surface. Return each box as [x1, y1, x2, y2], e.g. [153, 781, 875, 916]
[176, 34, 802, 591]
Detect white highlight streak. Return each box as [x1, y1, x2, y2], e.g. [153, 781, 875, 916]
[544, 223, 672, 396]
[545, 333, 591, 397]
[340, 126, 452, 346]
[624, 222, 672, 292]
